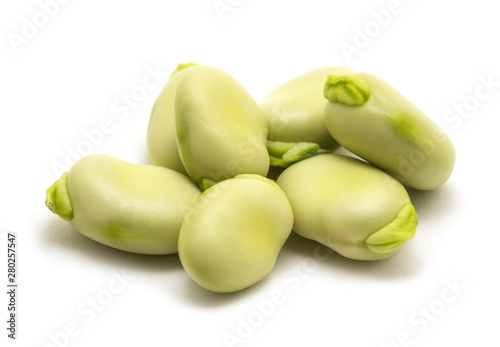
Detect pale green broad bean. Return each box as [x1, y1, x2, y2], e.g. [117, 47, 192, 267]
[147, 63, 199, 175]
[175, 66, 270, 190]
[178, 174, 293, 293]
[277, 154, 417, 261]
[323, 73, 456, 190]
[45, 154, 201, 255]
[261, 66, 354, 149]
[260, 66, 354, 167]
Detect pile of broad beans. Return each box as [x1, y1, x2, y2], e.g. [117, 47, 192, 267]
[46, 63, 455, 293]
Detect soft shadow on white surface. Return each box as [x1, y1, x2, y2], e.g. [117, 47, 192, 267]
[279, 231, 423, 280]
[40, 217, 271, 307]
[175, 272, 269, 308]
[406, 182, 460, 220]
[137, 145, 153, 165]
[171, 230, 425, 307]
[40, 218, 183, 273]
[39, 216, 423, 304]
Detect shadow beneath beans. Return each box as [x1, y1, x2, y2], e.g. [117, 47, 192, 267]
[172, 227, 426, 307]
[39, 217, 184, 274]
[266, 165, 285, 181]
[41, 215, 269, 308]
[175, 273, 269, 308]
[406, 182, 462, 221]
[137, 147, 153, 165]
[279, 231, 423, 280]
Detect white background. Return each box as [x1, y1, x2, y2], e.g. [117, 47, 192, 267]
[1, 0, 499, 346]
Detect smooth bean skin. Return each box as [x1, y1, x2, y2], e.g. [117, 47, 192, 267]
[147, 63, 199, 175]
[175, 66, 270, 190]
[178, 174, 293, 293]
[323, 73, 456, 190]
[45, 154, 201, 255]
[260, 66, 354, 150]
[276, 154, 417, 261]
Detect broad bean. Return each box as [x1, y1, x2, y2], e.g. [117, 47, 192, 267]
[260, 66, 354, 166]
[45, 154, 201, 255]
[323, 73, 456, 190]
[175, 66, 270, 190]
[147, 63, 199, 175]
[178, 174, 293, 292]
[277, 154, 417, 260]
